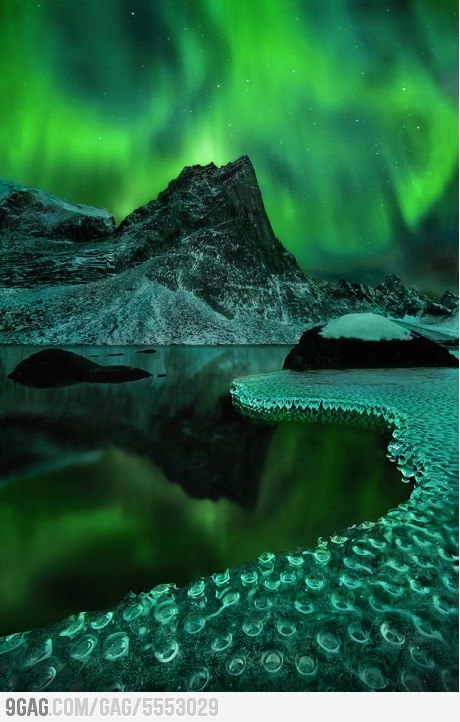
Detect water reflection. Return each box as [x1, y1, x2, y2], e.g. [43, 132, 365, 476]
[0, 346, 409, 634]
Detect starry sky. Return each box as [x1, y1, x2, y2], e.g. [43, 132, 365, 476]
[1, 0, 458, 293]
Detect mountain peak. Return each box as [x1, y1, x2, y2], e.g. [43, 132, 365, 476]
[119, 156, 260, 229]
[171, 155, 254, 183]
[155, 155, 260, 211]
[116, 155, 292, 274]
[0, 158, 456, 343]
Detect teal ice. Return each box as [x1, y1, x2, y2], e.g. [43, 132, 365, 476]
[0, 368, 457, 691]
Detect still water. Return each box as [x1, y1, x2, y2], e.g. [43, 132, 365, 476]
[0, 345, 408, 634]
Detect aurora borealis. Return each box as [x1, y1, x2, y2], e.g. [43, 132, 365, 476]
[0, 423, 404, 634]
[1, 0, 458, 292]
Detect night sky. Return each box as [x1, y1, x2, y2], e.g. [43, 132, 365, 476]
[1, 0, 458, 293]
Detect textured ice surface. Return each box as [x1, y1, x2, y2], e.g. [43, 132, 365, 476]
[0, 368, 457, 691]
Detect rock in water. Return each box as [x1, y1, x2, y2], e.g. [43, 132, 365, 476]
[8, 349, 151, 388]
[283, 313, 458, 370]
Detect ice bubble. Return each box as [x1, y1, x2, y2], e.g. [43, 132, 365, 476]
[294, 599, 315, 615]
[276, 619, 297, 637]
[102, 632, 130, 661]
[29, 665, 57, 691]
[90, 612, 113, 630]
[305, 573, 326, 592]
[0, 634, 24, 655]
[226, 655, 246, 676]
[23, 638, 53, 668]
[280, 570, 296, 585]
[240, 570, 258, 586]
[347, 622, 371, 645]
[409, 644, 435, 669]
[409, 578, 431, 594]
[316, 630, 341, 654]
[432, 594, 456, 615]
[187, 667, 209, 692]
[211, 570, 230, 587]
[253, 595, 272, 611]
[242, 620, 264, 637]
[183, 613, 206, 635]
[330, 592, 355, 612]
[211, 633, 233, 652]
[339, 573, 362, 590]
[153, 639, 179, 663]
[295, 654, 318, 676]
[313, 549, 331, 565]
[222, 591, 240, 606]
[122, 601, 144, 622]
[258, 551, 276, 565]
[69, 633, 98, 661]
[359, 662, 388, 690]
[187, 580, 206, 599]
[380, 621, 405, 646]
[154, 601, 179, 624]
[59, 613, 86, 638]
[264, 578, 280, 592]
[261, 649, 283, 673]
[401, 670, 425, 691]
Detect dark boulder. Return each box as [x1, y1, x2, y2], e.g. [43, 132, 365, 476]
[283, 313, 458, 371]
[8, 349, 151, 388]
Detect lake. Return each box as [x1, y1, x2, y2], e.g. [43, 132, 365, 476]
[0, 345, 410, 634]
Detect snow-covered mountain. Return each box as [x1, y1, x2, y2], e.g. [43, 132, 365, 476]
[0, 177, 116, 287]
[0, 157, 456, 344]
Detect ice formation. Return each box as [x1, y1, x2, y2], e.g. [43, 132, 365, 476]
[0, 368, 457, 691]
[319, 313, 412, 341]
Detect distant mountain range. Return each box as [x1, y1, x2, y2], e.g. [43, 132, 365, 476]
[0, 157, 457, 344]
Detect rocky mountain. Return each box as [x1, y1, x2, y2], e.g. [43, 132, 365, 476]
[0, 157, 456, 344]
[0, 178, 116, 287]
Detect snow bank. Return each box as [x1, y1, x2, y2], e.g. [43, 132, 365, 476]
[319, 312, 412, 341]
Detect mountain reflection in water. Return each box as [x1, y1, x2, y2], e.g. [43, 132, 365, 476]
[0, 345, 409, 634]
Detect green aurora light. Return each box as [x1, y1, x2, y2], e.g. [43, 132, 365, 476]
[0, 422, 405, 635]
[0, 0, 458, 291]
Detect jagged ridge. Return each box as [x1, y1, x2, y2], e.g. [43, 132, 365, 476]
[0, 158, 456, 343]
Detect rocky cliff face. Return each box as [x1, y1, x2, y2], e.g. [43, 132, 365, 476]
[113, 156, 313, 328]
[0, 158, 456, 344]
[0, 178, 116, 287]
